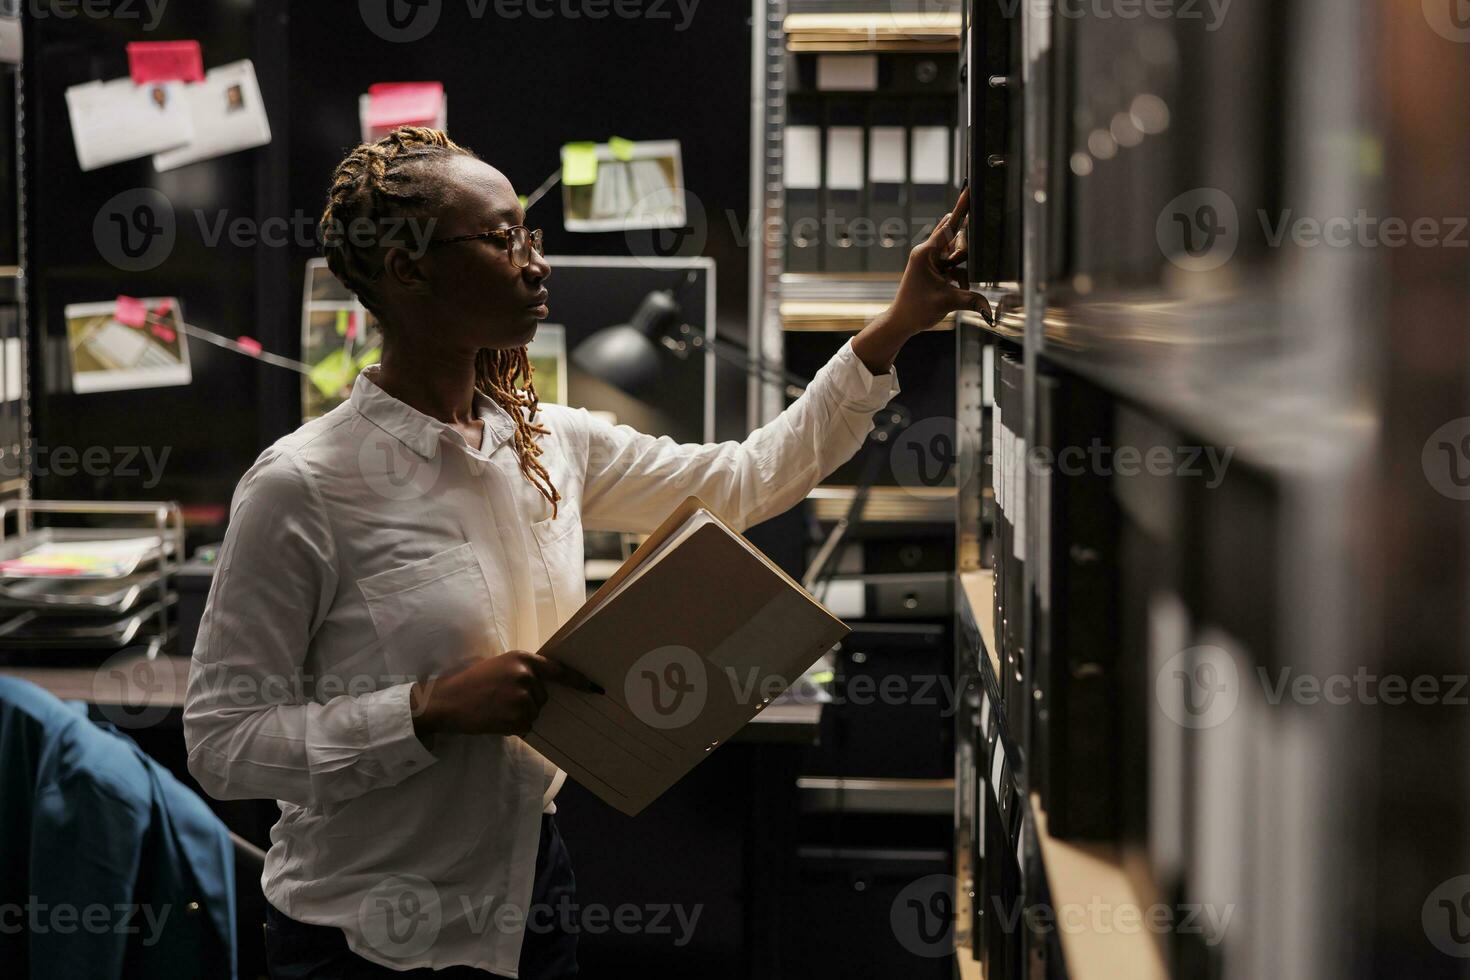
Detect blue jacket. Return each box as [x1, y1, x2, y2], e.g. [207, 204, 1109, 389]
[0, 676, 236, 980]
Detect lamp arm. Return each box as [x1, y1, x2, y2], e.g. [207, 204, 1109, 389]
[669, 328, 811, 398]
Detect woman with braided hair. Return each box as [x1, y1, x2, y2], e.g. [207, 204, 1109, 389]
[184, 126, 986, 978]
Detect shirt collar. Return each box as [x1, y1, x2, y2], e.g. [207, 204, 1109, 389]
[351, 364, 519, 459]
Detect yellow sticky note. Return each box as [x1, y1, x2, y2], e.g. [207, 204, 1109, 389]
[355, 346, 382, 370]
[335, 309, 349, 336]
[310, 347, 356, 398]
[562, 142, 599, 186]
[608, 136, 636, 162]
[517, 194, 529, 209]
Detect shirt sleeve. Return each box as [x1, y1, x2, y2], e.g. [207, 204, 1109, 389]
[183, 446, 438, 807]
[580, 336, 900, 534]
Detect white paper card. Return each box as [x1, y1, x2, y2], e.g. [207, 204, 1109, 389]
[0, 15, 21, 65]
[66, 76, 194, 172]
[868, 126, 907, 184]
[825, 127, 864, 191]
[2, 337, 19, 402]
[154, 60, 273, 171]
[1013, 437, 1027, 561]
[911, 126, 950, 185]
[816, 55, 878, 91]
[785, 126, 822, 190]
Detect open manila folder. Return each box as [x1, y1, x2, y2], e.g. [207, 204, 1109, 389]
[522, 495, 850, 816]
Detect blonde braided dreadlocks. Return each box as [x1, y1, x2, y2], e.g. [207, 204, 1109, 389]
[319, 126, 561, 519]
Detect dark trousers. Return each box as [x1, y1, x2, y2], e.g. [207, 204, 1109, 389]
[264, 814, 579, 979]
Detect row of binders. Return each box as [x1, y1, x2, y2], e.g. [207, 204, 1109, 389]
[785, 101, 961, 275]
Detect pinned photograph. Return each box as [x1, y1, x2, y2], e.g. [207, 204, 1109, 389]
[153, 60, 273, 171]
[64, 298, 192, 394]
[561, 139, 686, 233]
[65, 76, 194, 172]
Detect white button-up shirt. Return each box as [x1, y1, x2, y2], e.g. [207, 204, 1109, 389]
[183, 337, 899, 976]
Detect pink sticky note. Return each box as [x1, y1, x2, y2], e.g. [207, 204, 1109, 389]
[236, 336, 263, 356]
[345, 311, 358, 341]
[367, 82, 444, 129]
[152, 298, 173, 317]
[149, 323, 177, 344]
[115, 296, 147, 328]
[127, 41, 205, 84]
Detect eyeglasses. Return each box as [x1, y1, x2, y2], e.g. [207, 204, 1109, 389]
[425, 225, 545, 269]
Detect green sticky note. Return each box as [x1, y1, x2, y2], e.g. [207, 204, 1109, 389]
[355, 346, 382, 370]
[562, 142, 599, 186]
[608, 136, 636, 162]
[310, 347, 356, 398]
[517, 194, 529, 209]
[335, 309, 349, 336]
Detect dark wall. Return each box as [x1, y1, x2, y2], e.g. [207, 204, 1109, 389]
[282, 0, 755, 441]
[24, 0, 754, 538]
[23, 0, 280, 533]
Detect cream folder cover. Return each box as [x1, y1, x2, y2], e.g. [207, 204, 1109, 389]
[523, 495, 850, 816]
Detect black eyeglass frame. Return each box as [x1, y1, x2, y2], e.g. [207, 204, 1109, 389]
[424, 225, 545, 269]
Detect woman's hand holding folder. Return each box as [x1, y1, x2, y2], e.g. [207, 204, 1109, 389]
[410, 650, 603, 739]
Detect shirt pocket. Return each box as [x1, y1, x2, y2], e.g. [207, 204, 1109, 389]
[531, 505, 586, 625]
[356, 541, 499, 682]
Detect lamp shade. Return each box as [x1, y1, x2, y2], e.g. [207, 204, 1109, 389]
[571, 289, 683, 394]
